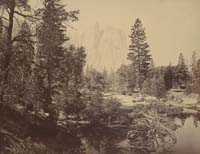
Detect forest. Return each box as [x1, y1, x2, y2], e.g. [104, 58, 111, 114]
[0, 0, 200, 154]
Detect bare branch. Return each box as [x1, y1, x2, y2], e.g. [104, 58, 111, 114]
[13, 16, 20, 27]
[14, 11, 40, 21]
[1, 23, 8, 29]
[6, 8, 10, 14]
[11, 33, 36, 44]
[1, 16, 9, 21]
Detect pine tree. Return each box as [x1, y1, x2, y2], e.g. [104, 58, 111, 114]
[191, 51, 197, 84]
[128, 18, 151, 93]
[36, 0, 80, 118]
[0, 0, 36, 103]
[63, 45, 86, 92]
[175, 53, 189, 88]
[117, 64, 129, 94]
[9, 21, 35, 105]
[127, 64, 137, 93]
[164, 63, 174, 90]
[193, 59, 200, 94]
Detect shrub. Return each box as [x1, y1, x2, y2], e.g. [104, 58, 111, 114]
[142, 75, 166, 98]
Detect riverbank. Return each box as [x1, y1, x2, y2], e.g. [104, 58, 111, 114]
[104, 90, 200, 115]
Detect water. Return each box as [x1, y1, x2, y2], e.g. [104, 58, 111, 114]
[80, 116, 200, 154]
[173, 117, 200, 154]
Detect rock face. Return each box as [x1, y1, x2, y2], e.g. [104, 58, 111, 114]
[70, 23, 128, 72]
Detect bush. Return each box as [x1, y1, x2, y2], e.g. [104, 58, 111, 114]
[0, 131, 53, 154]
[47, 104, 59, 121]
[103, 98, 124, 125]
[83, 97, 126, 125]
[142, 75, 166, 98]
[185, 83, 193, 95]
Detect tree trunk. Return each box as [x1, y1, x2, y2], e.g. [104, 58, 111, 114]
[0, 2, 15, 104]
[108, 115, 111, 126]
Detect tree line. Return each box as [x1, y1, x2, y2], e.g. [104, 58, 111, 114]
[0, 0, 126, 125]
[0, 1, 199, 153]
[0, 0, 88, 121]
[116, 18, 200, 97]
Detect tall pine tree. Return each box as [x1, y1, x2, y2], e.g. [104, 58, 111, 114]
[36, 0, 79, 115]
[0, 0, 36, 103]
[9, 21, 35, 105]
[128, 18, 151, 93]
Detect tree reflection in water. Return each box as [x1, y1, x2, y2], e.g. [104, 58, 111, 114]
[127, 103, 179, 154]
[81, 124, 127, 154]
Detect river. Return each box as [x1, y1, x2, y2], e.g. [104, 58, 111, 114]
[78, 115, 200, 154]
[173, 116, 200, 154]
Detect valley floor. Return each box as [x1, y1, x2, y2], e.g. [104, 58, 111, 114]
[104, 90, 200, 114]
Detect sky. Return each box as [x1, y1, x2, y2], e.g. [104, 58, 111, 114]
[31, 0, 200, 68]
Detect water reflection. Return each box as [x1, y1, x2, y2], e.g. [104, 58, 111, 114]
[81, 125, 127, 154]
[79, 115, 200, 154]
[126, 114, 178, 154]
[173, 116, 200, 154]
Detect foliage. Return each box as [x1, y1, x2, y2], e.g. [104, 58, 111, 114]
[103, 98, 124, 125]
[192, 59, 200, 94]
[164, 64, 174, 90]
[82, 91, 125, 125]
[36, 0, 78, 107]
[127, 103, 178, 154]
[116, 64, 137, 94]
[82, 94, 105, 123]
[174, 53, 189, 89]
[117, 64, 129, 94]
[82, 68, 126, 124]
[128, 18, 152, 92]
[84, 68, 107, 93]
[0, 130, 54, 154]
[127, 64, 137, 93]
[142, 72, 166, 98]
[0, 0, 35, 103]
[36, 0, 86, 120]
[7, 21, 35, 105]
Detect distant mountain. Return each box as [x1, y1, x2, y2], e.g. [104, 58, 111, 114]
[69, 23, 129, 72]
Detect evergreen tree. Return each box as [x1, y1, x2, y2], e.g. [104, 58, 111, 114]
[63, 44, 86, 97]
[9, 21, 35, 105]
[142, 68, 166, 98]
[193, 59, 200, 94]
[117, 64, 128, 94]
[128, 18, 151, 93]
[164, 63, 174, 90]
[36, 0, 79, 108]
[127, 64, 137, 93]
[175, 53, 189, 88]
[69, 46, 86, 89]
[107, 68, 118, 91]
[191, 51, 197, 84]
[0, 0, 36, 103]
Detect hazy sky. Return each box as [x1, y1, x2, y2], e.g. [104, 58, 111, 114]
[31, 0, 200, 67]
